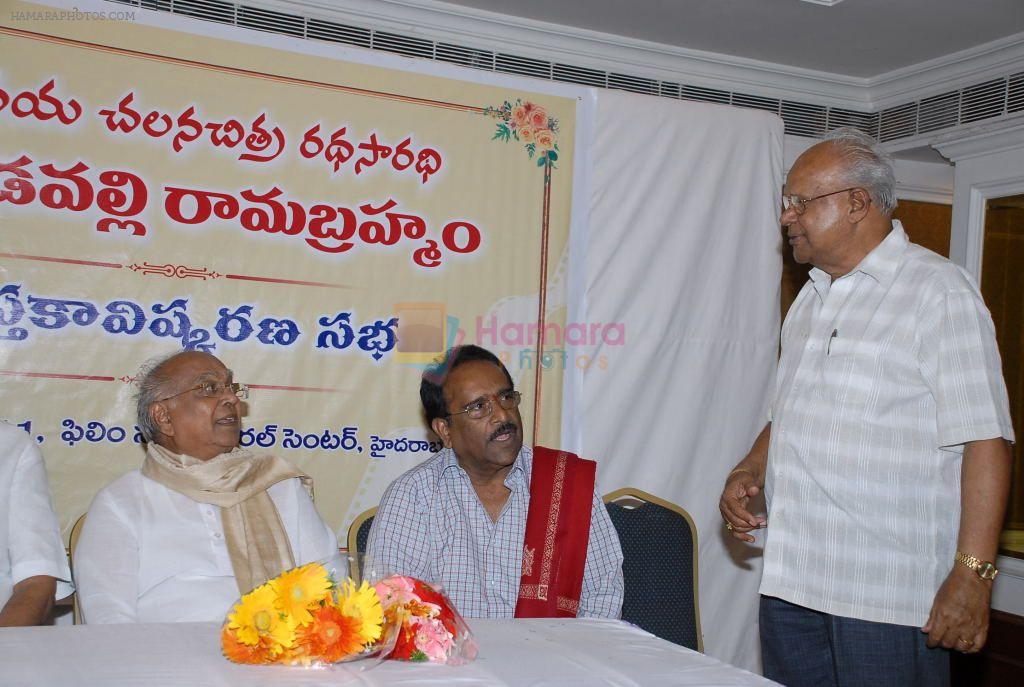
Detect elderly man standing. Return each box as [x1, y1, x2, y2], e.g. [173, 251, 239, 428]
[0, 421, 72, 626]
[367, 344, 623, 619]
[720, 128, 1014, 686]
[75, 351, 340, 624]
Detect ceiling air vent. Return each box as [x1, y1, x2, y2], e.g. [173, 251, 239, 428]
[495, 53, 552, 79]
[608, 73, 658, 95]
[236, 5, 304, 38]
[879, 102, 918, 142]
[307, 18, 371, 48]
[781, 101, 827, 137]
[658, 81, 681, 98]
[825, 108, 879, 137]
[165, 0, 234, 24]
[918, 91, 959, 133]
[436, 43, 495, 70]
[731, 93, 780, 114]
[1008, 72, 1024, 113]
[372, 31, 433, 59]
[960, 78, 1007, 124]
[553, 64, 607, 88]
[680, 85, 731, 105]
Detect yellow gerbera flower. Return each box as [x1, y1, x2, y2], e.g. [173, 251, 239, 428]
[338, 579, 385, 644]
[271, 563, 333, 627]
[227, 583, 296, 653]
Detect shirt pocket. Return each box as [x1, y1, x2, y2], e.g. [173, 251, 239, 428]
[820, 338, 880, 411]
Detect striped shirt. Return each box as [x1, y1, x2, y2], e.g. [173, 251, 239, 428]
[366, 445, 623, 619]
[761, 221, 1014, 627]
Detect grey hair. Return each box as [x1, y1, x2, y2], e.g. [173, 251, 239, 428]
[821, 127, 898, 215]
[135, 351, 183, 443]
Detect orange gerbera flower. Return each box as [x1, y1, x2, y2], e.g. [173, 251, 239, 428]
[295, 605, 366, 663]
[221, 625, 277, 665]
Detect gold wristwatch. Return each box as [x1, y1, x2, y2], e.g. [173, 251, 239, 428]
[955, 551, 998, 581]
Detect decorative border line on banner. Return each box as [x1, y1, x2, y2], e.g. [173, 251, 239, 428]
[0, 370, 116, 382]
[1, 254, 350, 290]
[532, 160, 553, 447]
[248, 384, 339, 393]
[224, 274, 349, 290]
[0, 371, 339, 394]
[1, 26, 555, 436]
[129, 262, 221, 280]
[0, 252, 123, 270]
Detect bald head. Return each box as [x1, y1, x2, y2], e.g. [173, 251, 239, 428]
[136, 351, 242, 460]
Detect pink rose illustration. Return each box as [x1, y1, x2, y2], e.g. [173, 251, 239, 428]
[511, 105, 528, 128]
[535, 129, 555, 150]
[528, 106, 548, 130]
[519, 126, 536, 143]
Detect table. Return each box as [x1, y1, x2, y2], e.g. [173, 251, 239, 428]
[0, 618, 776, 686]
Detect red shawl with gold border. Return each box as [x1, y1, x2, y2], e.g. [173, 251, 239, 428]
[514, 446, 596, 618]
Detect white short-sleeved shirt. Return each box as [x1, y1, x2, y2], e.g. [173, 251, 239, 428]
[74, 468, 341, 624]
[0, 421, 73, 610]
[762, 222, 1014, 627]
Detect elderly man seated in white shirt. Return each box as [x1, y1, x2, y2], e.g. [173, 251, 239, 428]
[0, 422, 73, 626]
[74, 351, 341, 624]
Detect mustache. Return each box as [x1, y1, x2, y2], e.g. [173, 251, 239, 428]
[488, 422, 518, 442]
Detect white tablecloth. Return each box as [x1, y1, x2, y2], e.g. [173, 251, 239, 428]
[0, 618, 776, 686]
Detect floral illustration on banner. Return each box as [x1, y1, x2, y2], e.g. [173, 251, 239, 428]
[485, 99, 560, 168]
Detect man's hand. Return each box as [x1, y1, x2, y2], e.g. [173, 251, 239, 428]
[921, 565, 991, 653]
[719, 469, 766, 543]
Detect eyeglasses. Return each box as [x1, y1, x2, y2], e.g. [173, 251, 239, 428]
[447, 390, 522, 420]
[782, 187, 863, 215]
[157, 381, 249, 402]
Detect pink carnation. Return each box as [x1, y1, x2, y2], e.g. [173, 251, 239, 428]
[411, 616, 454, 662]
[374, 575, 419, 610]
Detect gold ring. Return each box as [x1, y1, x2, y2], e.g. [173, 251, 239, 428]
[958, 638, 974, 647]
[724, 522, 734, 531]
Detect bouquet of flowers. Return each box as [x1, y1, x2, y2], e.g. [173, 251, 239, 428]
[221, 561, 385, 666]
[374, 575, 478, 665]
[221, 564, 476, 667]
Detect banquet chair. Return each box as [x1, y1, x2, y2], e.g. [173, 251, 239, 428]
[603, 488, 702, 651]
[68, 513, 86, 624]
[346, 507, 377, 580]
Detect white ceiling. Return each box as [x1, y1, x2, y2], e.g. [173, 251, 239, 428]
[430, 0, 1024, 78]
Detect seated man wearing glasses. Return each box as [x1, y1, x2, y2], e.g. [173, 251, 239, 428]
[75, 351, 340, 624]
[366, 345, 623, 619]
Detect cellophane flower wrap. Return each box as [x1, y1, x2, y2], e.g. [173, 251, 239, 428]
[374, 575, 478, 665]
[221, 560, 387, 666]
[221, 562, 476, 667]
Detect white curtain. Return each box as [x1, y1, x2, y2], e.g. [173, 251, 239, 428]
[570, 89, 784, 672]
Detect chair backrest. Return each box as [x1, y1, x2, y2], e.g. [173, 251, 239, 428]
[68, 513, 86, 624]
[346, 507, 376, 579]
[604, 487, 702, 651]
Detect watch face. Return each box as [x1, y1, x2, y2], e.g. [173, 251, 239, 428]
[978, 562, 998, 580]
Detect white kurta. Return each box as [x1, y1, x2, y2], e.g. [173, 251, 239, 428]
[0, 421, 73, 610]
[74, 469, 340, 624]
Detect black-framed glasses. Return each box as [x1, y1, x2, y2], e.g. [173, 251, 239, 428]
[447, 390, 522, 420]
[157, 381, 249, 402]
[782, 187, 864, 215]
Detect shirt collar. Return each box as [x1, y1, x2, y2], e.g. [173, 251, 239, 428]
[808, 220, 907, 298]
[440, 444, 530, 487]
